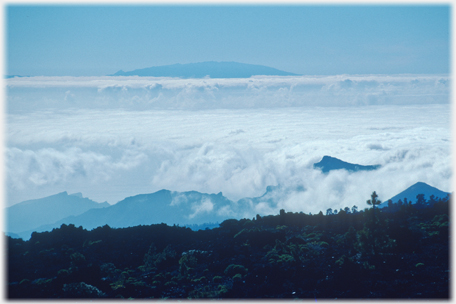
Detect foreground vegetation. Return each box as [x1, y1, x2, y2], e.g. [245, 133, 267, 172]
[7, 193, 449, 299]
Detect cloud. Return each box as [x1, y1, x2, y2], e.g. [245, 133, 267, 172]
[216, 205, 237, 217]
[6, 75, 449, 113]
[366, 143, 388, 151]
[7, 104, 450, 207]
[188, 197, 214, 219]
[170, 192, 188, 206]
[5, 76, 451, 218]
[6, 146, 148, 193]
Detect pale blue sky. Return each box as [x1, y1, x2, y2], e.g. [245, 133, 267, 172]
[6, 5, 450, 76]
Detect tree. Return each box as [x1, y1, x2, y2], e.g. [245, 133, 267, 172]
[362, 191, 396, 257]
[326, 208, 333, 216]
[351, 205, 358, 213]
[366, 191, 381, 255]
[344, 207, 350, 214]
[367, 191, 381, 219]
[344, 226, 357, 255]
[416, 194, 426, 207]
[179, 254, 197, 276]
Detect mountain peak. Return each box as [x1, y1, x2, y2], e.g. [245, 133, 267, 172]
[408, 182, 437, 191]
[112, 70, 124, 75]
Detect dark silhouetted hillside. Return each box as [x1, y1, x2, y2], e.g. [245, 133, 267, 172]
[7, 192, 449, 299]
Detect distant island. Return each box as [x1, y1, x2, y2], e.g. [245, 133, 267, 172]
[110, 61, 300, 78]
[5, 75, 27, 79]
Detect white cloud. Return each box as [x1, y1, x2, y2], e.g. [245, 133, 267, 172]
[188, 197, 214, 219]
[7, 105, 451, 208]
[216, 205, 237, 217]
[170, 192, 188, 206]
[6, 146, 148, 194]
[6, 75, 449, 113]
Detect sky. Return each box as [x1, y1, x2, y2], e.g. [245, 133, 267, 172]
[6, 5, 450, 76]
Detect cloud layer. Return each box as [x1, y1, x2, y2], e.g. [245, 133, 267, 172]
[6, 74, 449, 113]
[5, 75, 451, 222]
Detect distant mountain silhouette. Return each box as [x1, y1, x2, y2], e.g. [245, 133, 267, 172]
[237, 184, 305, 211]
[378, 182, 449, 209]
[5, 192, 109, 234]
[313, 156, 381, 173]
[8, 181, 450, 240]
[5, 75, 26, 79]
[14, 190, 239, 240]
[110, 61, 300, 78]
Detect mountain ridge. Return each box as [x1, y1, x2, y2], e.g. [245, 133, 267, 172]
[8, 180, 450, 240]
[11, 189, 238, 239]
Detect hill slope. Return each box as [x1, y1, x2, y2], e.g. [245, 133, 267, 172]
[111, 61, 300, 78]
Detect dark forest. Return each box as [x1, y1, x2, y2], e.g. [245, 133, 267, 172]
[7, 193, 449, 299]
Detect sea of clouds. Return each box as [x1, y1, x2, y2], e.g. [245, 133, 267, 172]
[7, 74, 449, 113]
[6, 75, 451, 218]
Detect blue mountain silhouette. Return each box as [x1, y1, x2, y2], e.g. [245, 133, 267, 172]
[10, 190, 238, 239]
[7, 181, 449, 240]
[313, 155, 381, 173]
[5, 192, 109, 234]
[378, 182, 449, 208]
[110, 61, 300, 78]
